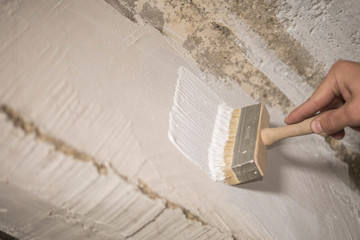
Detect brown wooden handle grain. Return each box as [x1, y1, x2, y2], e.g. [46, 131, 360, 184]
[261, 116, 316, 147]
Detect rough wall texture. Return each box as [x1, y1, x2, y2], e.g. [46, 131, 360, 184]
[106, 0, 360, 189]
[0, 0, 360, 239]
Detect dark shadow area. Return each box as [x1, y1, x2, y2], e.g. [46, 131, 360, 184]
[0, 230, 19, 240]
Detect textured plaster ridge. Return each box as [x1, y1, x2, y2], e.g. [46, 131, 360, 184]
[137, 179, 207, 225]
[109, 164, 210, 228]
[0, 104, 235, 239]
[0, 104, 107, 175]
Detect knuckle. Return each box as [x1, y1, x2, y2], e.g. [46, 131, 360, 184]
[325, 112, 338, 131]
[309, 97, 322, 111]
[332, 60, 348, 70]
[331, 60, 350, 77]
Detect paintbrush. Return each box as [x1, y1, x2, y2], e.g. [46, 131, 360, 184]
[218, 103, 315, 185]
[169, 67, 315, 185]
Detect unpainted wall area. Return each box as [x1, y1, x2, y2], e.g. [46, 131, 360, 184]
[106, 0, 360, 189]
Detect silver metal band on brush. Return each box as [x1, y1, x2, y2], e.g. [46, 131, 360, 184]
[232, 103, 263, 183]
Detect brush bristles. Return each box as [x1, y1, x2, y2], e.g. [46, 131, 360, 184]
[223, 109, 241, 185]
[208, 104, 234, 182]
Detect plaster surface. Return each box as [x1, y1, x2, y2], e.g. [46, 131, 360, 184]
[106, 0, 360, 189]
[0, 0, 360, 239]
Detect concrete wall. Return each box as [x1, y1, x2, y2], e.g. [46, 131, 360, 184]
[0, 0, 359, 239]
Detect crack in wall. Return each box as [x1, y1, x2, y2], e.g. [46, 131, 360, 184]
[109, 163, 207, 226]
[125, 207, 166, 239]
[137, 179, 206, 225]
[0, 104, 107, 174]
[1, 104, 234, 239]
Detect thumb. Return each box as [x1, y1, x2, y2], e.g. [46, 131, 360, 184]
[311, 106, 349, 135]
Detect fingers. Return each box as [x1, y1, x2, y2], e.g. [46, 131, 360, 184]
[285, 60, 360, 139]
[310, 104, 350, 135]
[285, 63, 340, 125]
[285, 82, 335, 124]
[318, 97, 345, 113]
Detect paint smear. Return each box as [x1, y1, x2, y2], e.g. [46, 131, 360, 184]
[168, 67, 233, 181]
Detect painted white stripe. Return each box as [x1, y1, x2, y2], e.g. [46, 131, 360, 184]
[168, 67, 233, 181]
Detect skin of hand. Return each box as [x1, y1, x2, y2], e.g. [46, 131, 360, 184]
[285, 60, 360, 140]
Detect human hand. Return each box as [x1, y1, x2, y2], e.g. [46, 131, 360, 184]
[285, 60, 360, 140]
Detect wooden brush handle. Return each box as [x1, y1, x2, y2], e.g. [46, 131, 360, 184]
[261, 117, 316, 147]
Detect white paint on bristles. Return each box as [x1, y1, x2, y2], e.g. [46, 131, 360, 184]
[208, 103, 234, 181]
[169, 67, 234, 182]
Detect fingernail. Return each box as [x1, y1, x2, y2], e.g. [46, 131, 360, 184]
[311, 120, 323, 134]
